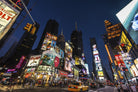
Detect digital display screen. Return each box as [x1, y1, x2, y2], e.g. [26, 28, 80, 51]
[116, 0, 138, 44]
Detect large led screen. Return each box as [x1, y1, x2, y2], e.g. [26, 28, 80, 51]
[27, 55, 41, 67]
[116, 0, 138, 44]
[39, 49, 61, 66]
[0, 1, 19, 40]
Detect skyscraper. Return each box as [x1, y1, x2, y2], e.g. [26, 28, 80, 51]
[4, 23, 40, 68]
[56, 30, 65, 51]
[71, 23, 83, 58]
[90, 38, 104, 81]
[36, 19, 59, 51]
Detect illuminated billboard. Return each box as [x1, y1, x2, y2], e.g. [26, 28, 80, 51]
[64, 57, 72, 72]
[41, 33, 57, 50]
[0, 1, 19, 40]
[116, 0, 138, 44]
[84, 64, 89, 74]
[115, 55, 126, 68]
[65, 42, 72, 58]
[120, 31, 132, 52]
[39, 49, 61, 66]
[92, 44, 104, 79]
[27, 55, 41, 67]
[98, 71, 104, 77]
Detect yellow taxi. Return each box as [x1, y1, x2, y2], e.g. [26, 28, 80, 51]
[68, 81, 89, 92]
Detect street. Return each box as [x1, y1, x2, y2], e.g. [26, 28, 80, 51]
[0, 85, 118, 92]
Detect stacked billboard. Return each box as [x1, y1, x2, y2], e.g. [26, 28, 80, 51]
[92, 44, 104, 80]
[41, 32, 57, 50]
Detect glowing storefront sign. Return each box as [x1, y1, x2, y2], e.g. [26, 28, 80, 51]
[0, 1, 19, 40]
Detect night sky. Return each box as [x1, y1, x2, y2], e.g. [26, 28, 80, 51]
[0, 0, 131, 77]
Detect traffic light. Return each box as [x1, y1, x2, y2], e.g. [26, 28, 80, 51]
[30, 25, 36, 35]
[24, 23, 32, 32]
[120, 43, 127, 53]
[30, 22, 40, 35]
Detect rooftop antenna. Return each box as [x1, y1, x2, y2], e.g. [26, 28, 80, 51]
[61, 28, 63, 35]
[75, 21, 78, 31]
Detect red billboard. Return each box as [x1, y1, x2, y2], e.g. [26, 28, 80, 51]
[115, 55, 126, 69]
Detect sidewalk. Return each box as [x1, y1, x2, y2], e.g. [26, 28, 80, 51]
[0, 84, 69, 91]
[0, 85, 24, 91]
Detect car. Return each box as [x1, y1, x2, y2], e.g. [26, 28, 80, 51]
[68, 81, 89, 92]
[90, 82, 97, 88]
[131, 13, 138, 31]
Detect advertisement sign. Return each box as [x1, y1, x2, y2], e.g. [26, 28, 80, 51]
[115, 55, 126, 69]
[7, 69, 15, 72]
[130, 65, 138, 77]
[65, 42, 72, 58]
[120, 31, 132, 52]
[54, 56, 60, 68]
[37, 65, 52, 72]
[116, 0, 138, 44]
[39, 49, 60, 66]
[64, 57, 72, 72]
[93, 44, 103, 72]
[41, 33, 57, 50]
[25, 68, 35, 73]
[58, 70, 68, 77]
[16, 56, 25, 69]
[84, 64, 89, 74]
[27, 55, 41, 67]
[75, 57, 80, 65]
[0, 1, 19, 40]
[98, 71, 104, 77]
[59, 49, 64, 58]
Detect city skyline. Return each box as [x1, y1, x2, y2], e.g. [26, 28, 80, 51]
[0, 0, 131, 75]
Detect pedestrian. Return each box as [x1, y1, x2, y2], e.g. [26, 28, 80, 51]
[121, 83, 129, 92]
[117, 84, 121, 92]
[130, 84, 137, 92]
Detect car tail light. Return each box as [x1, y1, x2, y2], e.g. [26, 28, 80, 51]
[75, 87, 78, 88]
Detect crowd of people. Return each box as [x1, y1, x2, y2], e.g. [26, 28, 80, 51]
[116, 82, 138, 92]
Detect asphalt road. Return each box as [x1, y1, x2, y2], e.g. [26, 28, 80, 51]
[0, 85, 117, 92]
